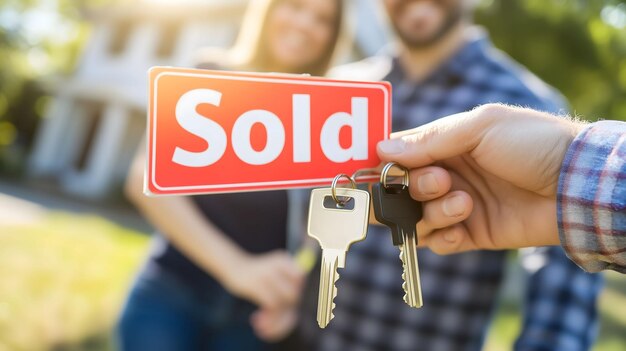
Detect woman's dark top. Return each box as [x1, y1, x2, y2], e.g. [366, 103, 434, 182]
[148, 191, 289, 296]
[145, 58, 290, 297]
[148, 53, 288, 294]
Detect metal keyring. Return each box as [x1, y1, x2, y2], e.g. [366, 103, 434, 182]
[351, 168, 380, 182]
[331, 173, 356, 206]
[380, 162, 409, 189]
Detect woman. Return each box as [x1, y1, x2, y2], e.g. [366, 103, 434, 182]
[117, 0, 345, 350]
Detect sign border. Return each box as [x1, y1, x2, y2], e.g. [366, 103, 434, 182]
[148, 68, 390, 194]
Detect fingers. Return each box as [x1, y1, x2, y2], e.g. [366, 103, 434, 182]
[417, 191, 473, 235]
[275, 254, 305, 283]
[265, 274, 299, 307]
[408, 166, 451, 201]
[250, 310, 275, 341]
[255, 276, 299, 309]
[376, 105, 499, 168]
[254, 286, 282, 309]
[376, 111, 478, 167]
[250, 308, 298, 342]
[422, 224, 478, 255]
[400, 166, 474, 249]
[263, 253, 304, 308]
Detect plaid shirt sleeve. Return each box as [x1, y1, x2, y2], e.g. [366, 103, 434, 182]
[558, 120, 626, 273]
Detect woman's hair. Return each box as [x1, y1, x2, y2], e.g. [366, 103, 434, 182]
[227, 0, 347, 76]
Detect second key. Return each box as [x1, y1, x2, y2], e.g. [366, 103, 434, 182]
[372, 162, 423, 308]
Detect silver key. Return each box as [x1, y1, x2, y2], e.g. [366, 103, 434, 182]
[308, 187, 370, 328]
[399, 230, 422, 308]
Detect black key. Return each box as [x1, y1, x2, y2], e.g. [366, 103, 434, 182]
[371, 182, 424, 308]
[372, 183, 422, 246]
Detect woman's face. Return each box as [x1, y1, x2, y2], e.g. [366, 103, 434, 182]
[265, 0, 338, 72]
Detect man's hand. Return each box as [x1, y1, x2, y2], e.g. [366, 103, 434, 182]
[377, 104, 584, 254]
[250, 307, 299, 342]
[222, 250, 304, 309]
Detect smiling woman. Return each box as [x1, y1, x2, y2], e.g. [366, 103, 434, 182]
[224, 0, 346, 76]
[117, 0, 347, 350]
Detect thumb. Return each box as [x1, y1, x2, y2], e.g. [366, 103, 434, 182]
[377, 107, 491, 168]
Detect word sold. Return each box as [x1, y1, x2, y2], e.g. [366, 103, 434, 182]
[147, 67, 391, 195]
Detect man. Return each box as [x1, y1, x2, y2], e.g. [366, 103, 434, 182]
[304, 1, 603, 350]
[376, 104, 626, 273]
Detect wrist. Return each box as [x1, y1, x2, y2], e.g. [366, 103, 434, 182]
[564, 118, 587, 145]
[215, 246, 250, 287]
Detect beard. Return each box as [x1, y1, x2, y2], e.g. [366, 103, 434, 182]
[393, 4, 465, 49]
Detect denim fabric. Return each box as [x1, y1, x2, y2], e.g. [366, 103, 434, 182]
[117, 266, 268, 351]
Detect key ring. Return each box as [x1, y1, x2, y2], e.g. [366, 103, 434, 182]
[331, 173, 356, 206]
[351, 168, 379, 182]
[380, 162, 409, 189]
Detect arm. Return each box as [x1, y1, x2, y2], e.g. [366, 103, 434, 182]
[513, 99, 603, 349]
[126, 141, 303, 309]
[375, 104, 626, 272]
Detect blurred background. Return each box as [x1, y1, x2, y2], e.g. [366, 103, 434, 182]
[0, 0, 625, 350]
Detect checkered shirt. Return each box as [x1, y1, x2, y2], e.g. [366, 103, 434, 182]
[305, 32, 604, 351]
[558, 120, 626, 273]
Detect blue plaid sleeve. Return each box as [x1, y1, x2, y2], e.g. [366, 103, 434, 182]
[558, 120, 626, 273]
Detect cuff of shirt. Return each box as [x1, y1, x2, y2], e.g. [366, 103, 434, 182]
[557, 120, 626, 273]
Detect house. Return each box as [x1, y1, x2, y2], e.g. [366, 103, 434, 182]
[28, 0, 389, 199]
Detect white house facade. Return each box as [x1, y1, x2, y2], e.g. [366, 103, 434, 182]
[28, 0, 389, 199]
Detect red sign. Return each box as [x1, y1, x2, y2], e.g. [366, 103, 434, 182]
[146, 66, 391, 195]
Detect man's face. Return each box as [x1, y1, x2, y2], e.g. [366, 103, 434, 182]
[383, 0, 468, 48]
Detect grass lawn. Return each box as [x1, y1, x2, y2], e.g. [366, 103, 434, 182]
[0, 212, 149, 351]
[0, 210, 624, 350]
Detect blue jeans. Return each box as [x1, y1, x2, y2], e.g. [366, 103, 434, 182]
[116, 266, 269, 351]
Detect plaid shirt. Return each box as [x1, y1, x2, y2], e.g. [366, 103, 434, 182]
[304, 31, 603, 351]
[558, 120, 626, 273]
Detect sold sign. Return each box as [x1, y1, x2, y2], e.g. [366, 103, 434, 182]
[147, 67, 391, 195]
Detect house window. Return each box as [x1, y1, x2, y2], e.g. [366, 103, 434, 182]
[156, 21, 181, 58]
[108, 19, 134, 56]
[74, 101, 104, 171]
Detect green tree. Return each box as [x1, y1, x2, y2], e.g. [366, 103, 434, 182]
[476, 0, 626, 121]
[0, 0, 100, 174]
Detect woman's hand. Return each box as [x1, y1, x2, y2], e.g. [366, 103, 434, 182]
[222, 250, 305, 310]
[126, 143, 304, 310]
[377, 104, 584, 254]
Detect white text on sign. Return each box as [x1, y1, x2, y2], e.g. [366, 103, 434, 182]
[172, 89, 369, 167]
